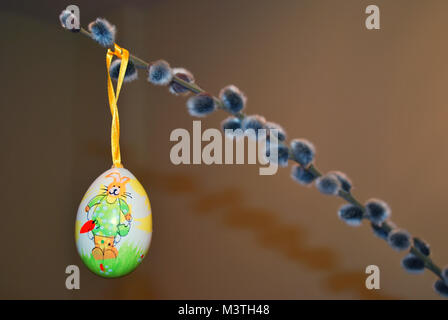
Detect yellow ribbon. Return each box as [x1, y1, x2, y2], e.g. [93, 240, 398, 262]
[106, 44, 129, 168]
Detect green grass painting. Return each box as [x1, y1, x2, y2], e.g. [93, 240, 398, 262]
[81, 241, 145, 278]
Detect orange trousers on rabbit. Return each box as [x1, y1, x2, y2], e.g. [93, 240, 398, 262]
[92, 235, 118, 260]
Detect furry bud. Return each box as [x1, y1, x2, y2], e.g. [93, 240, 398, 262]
[186, 93, 217, 117]
[169, 68, 195, 95]
[338, 204, 364, 226]
[291, 165, 317, 186]
[88, 18, 116, 47]
[315, 173, 341, 196]
[387, 229, 411, 251]
[109, 59, 138, 83]
[148, 60, 172, 85]
[290, 139, 315, 166]
[365, 199, 391, 225]
[219, 85, 247, 114]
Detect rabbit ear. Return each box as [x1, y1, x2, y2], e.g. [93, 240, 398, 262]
[106, 172, 121, 182]
[120, 176, 130, 184]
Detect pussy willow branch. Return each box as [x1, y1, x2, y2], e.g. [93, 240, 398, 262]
[80, 27, 244, 118]
[75, 26, 443, 281]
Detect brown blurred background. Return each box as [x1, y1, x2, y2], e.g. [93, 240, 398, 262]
[1, 0, 447, 299]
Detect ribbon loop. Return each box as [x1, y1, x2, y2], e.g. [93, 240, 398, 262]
[106, 44, 129, 168]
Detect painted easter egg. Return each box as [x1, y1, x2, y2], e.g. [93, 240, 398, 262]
[75, 167, 152, 278]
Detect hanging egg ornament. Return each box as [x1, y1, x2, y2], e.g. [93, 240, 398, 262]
[75, 44, 152, 278]
[75, 167, 152, 277]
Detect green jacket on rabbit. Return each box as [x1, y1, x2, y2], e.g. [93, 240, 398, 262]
[88, 195, 130, 237]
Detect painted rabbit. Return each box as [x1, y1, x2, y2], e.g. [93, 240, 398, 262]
[82, 172, 132, 260]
